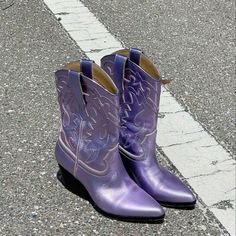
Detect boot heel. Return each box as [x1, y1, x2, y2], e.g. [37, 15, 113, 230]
[58, 165, 90, 200]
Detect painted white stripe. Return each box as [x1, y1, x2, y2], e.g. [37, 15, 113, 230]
[44, 0, 235, 234]
[158, 89, 235, 235]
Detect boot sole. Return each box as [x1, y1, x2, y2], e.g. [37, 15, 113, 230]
[57, 164, 165, 223]
[159, 201, 196, 210]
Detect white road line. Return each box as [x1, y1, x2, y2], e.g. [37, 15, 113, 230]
[43, 0, 235, 234]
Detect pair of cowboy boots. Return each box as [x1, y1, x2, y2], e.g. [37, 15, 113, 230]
[55, 48, 196, 222]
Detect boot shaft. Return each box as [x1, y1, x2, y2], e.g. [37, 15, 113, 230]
[101, 49, 162, 159]
[55, 61, 120, 175]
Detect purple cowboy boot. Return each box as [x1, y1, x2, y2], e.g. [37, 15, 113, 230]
[101, 49, 196, 209]
[54, 59, 165, 221]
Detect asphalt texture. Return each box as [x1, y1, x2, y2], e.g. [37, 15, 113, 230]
[0, 0, 231, 235]
[82, 0, 236, 156]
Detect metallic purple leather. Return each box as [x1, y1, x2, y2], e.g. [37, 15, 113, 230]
[54, 60, 165, 221]
[101, 49, 196, 208]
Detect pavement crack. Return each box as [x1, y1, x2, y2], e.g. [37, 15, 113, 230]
[186, 169, 233, 180]
[55, 12, 70, 15]
[219, 158, 234, 164]
[210, 200, 234, 210]
[78, 37, 108, 42]
[160, 138, 201, 148]
[211, 158, 234, 166]
[161, 110, 185, 114]
[184, 130, 204, 135]
[224, 187, 236, 194]
[1, 0, 14, 10]
[200, 144, 218, 148]
[86, 47, 119, 53]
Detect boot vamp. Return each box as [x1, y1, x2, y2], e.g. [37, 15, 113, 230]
[90, 169, 164, 217]
[125, 156, 196, 204]
[75, 151, 164, 218]
[155, 166, 196, 204]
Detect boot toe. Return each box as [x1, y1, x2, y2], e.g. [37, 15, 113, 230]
[157, 167, 196, 206]
[97, 182, 165, 220]
[119, 188, 165, 218]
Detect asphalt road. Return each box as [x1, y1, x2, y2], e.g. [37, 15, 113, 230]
[82, 0, 235, 156]
[0, 0, 233, 235]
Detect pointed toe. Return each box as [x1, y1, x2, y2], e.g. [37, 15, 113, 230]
[120, 197, 165, 220]
[95, 180, 165, 222]
[183, 188, 196, 204]
[121, 187, 165, 218]
[156, 167, 197, 208]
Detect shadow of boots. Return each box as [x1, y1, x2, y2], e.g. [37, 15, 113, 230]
[56, 165, 91, 202]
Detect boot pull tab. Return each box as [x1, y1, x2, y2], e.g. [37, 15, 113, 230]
[130, 48, 142, 65]
[114, 54, 127, 93]
[80, 59, 94, 79]
[68, 70, 88, 120]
